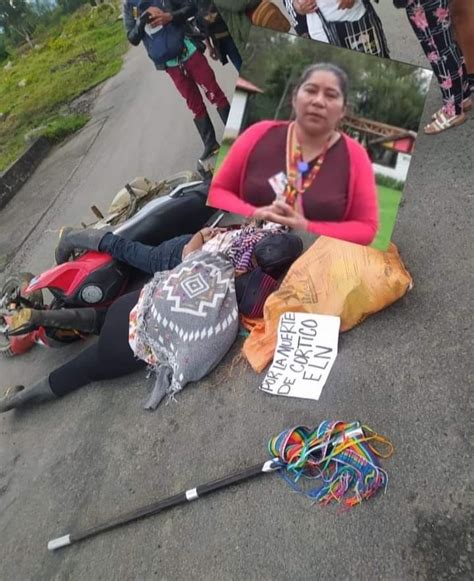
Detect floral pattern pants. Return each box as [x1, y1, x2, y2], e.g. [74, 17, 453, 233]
[406, 0, 470, 115]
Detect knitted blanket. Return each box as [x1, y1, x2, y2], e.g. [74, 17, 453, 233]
[129, 251, 239, 409]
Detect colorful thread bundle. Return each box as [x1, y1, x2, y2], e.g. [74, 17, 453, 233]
[268, 421, 394, 508]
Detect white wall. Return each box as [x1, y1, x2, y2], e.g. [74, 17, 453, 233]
[224, 91, 248, 140]
[373, 152, 411, 182]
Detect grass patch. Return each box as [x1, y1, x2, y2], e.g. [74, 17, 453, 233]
[215, 140, 231, 171]
[0, 6, 128, 172]
[371, 185, 402, 251]
[41, 113, 90, 142]
[375, 173, 405, 192]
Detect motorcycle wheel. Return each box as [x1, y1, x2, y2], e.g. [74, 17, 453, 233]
[0, 272, 44, 308]
[0, 272, 44, 357]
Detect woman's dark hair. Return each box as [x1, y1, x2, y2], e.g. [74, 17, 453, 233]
[293, 63, 349, 105]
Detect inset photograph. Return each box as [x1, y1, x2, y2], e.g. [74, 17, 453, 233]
[208, 27, 433, 250]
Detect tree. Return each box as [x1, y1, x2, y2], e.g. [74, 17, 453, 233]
[0, 33, 9, 61]
[0, 0, 36, 48]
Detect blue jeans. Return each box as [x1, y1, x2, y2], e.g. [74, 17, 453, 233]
[99, 233, 192, 275]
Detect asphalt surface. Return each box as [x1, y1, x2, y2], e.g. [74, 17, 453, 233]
[0, 4, 472, 580]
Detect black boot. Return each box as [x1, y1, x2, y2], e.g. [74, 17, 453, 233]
[194, 115, 220, 161]
[55, 227, 107, 265]
[8, 307, 101, 337]
[0, 377, 56, 413]
[217, 104, 231, 125]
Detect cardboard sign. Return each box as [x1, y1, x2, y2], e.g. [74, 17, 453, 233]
[260, 312, 340, 401]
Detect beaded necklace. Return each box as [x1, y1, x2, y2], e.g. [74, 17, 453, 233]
[284, 122, 332, 207]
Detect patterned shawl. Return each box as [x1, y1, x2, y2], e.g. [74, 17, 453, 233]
[129, 251, 239, 410]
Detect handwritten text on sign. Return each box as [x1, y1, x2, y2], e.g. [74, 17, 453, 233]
[260, 312, 340, 401]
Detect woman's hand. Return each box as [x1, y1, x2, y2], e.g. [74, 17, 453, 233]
[259, 201, 309, 231]
[253, 205, 276, 221]
[200, 227, 225, 242]
[293, 0, 317, 16]
[182, 227, 225, 258]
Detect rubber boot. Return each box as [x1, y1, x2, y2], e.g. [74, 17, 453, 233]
[55, 227, 107, 265]
[0, 377, 56, 413]
[8, 307, 100, 337]
[217, 104, 231, 125]
[194, 115, 220, 161]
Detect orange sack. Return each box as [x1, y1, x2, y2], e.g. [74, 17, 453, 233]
[242, 236, 413, 372]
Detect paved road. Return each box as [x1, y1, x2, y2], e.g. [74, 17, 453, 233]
[0, 5, 472, 581]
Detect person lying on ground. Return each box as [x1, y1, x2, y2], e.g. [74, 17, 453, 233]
[8, 222, 297, 337]
[1, 251, 239, 414]
[207, 62, 379, 246]
[1, 227, 302, 414]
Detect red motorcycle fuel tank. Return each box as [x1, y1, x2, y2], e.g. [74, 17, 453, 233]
[25, 251, 129, 308]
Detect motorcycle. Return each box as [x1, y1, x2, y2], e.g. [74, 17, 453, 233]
[0, 172, 220, 357]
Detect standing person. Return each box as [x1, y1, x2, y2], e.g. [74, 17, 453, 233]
[284, 0, 390, 57]
[214, 1, 291, 58]
[450, 0, 474, 92]
[401, 0, 471, 134]
[212, 0, 262, 58]
[123, 0, 231, 161]
[193, 1, 243, 71]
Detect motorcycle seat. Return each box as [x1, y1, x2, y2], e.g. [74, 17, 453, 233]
[113, 181, 215, 247]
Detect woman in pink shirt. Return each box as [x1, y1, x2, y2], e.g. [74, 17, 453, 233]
[208, 63, 379, 246]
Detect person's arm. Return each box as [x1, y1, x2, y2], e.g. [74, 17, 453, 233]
[293, 0, 317, 16]
[181, 227, 226, 257]
[145, 1, 196, 28]
[169, 0, 197, 24]
[283, 0, 310, 35]
[181, 231, 206, 257]
[208, 122, 276, 218]
[123, 1, 148, 46]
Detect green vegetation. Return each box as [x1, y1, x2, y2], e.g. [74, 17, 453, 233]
[41, 113, 90, 142]
[215, 139, 232, 170]
[371, 186, 402, 251]
[0, 5, 127, 171]
[375, 174, 405, 192]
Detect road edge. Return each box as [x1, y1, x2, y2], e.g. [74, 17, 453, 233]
[0, 137, 53, 211]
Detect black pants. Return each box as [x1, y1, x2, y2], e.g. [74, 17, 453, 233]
[47, 234, 192, 397]
[49, 290, 144, 397]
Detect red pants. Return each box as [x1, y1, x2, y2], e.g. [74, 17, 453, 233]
[165, 51, 229, 119]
